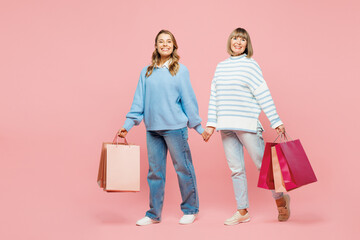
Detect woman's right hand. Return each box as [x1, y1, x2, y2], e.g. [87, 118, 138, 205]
[202, 127, 215, 142]
[118, 128, 128, 138]
[275, 124, 285, 135]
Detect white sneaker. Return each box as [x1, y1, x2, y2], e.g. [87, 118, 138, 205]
[136, 216, 160, 226]
[179, 214, 197, 224]
[224, 211, 251, 226]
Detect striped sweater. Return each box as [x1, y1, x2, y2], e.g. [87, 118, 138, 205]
[206, 54, 283, 133]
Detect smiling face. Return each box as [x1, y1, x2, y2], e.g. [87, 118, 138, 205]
[230, 36, 247, 56]
[156, 33, 174, 59]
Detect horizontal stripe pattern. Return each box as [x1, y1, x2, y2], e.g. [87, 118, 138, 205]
[206, 54, 282, 130]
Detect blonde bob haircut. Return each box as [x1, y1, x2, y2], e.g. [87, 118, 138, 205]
[227, 28, 253, 58]
[146, 30, 180, 77]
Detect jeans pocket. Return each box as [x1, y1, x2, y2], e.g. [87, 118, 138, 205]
[256, 127, 264, 140]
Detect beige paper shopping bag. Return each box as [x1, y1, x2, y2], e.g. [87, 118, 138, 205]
[97, 137, 140, 192]
[97, 142, 107, 189]
[271, 146, 287, 193]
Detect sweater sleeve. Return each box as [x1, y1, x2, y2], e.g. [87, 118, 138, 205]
[122, 70, 146, 132]
[251, 62, 283, 129]
[179, 67, 204, 134]
[206, 67, 218, 128]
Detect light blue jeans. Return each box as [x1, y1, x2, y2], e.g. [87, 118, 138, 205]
[145, 127, 199, 221]
[220, 127, 283, 210]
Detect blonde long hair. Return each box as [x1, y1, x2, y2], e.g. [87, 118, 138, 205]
[146, 30, 180, 77]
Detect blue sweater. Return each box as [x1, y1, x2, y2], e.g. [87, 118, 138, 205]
[123, 63, 204, 134]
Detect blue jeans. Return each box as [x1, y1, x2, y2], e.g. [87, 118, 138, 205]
[220, 127, 283, 210]
[145, 127, 199, 221]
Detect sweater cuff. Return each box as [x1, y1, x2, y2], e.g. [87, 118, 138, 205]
[206, 122, 217, 128]
[271, 120, 283, 129]
[194, 124, 204, 134]
[123, 119, 135, 132]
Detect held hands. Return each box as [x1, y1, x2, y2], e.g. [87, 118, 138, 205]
[275, 124, 285, 135]
[202, 127, 215, 142]
[118, 128, 128, 138]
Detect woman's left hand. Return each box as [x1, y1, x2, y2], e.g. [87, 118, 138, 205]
[202, 127, 215, 142]
[276, 124, 285, 135]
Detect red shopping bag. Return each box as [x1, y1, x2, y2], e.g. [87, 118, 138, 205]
[257, 142, 276, 190]
[272, 145, 298, 191]
[275, 139, 317, 188]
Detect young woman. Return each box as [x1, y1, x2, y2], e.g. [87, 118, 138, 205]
[118, 30, 203, 226]
[202, 28, 290, 225]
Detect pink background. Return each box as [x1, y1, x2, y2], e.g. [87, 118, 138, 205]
[1, 0, 359, 239]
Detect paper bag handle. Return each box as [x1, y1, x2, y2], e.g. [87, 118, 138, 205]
[113, 133, 128, 145]
[273, 132, 293, 143]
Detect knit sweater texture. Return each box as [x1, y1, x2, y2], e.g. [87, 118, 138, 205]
[206, 54, 283, 132]
[123, 63, 204, 134]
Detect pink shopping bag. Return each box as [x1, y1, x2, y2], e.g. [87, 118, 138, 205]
[275, 138, 317, 188]
[97, 135, 140, 192]
[257, 142, 276, 190]
[272, 145, 298, 191]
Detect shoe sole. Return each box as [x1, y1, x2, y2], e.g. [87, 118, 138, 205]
[179, 221, 195, 225]
[224, 217, 251, 226]
[136, 221, 160, 226]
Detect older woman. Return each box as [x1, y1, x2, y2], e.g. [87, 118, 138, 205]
[203, 27, 290, 225]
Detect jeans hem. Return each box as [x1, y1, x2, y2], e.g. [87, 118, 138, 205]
[145, 212, 161, 222]
[273, 192, 285, 200]
[182, 210, 199, 215]
[237, 205, 249, 210]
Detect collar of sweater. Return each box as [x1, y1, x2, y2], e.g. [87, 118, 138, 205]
[155, 59, 172, 69]
[230, 53, 247, 60]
